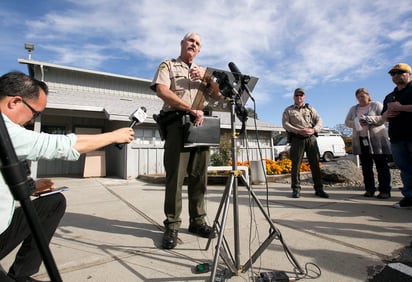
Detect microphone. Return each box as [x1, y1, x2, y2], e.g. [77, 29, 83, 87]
[228, 62, 254, 102]
[228, 62, 242, 81]
[116, 107, 147, 149]
[128, 107, 147, 128]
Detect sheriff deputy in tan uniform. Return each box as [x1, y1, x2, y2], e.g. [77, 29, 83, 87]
[150, 32, 220, 250]
[282, 88, 329, 199]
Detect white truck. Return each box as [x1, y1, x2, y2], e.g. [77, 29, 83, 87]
[273, 129, 347, 162]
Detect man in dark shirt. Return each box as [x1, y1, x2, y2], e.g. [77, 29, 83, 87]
[382, 63, 412, 208]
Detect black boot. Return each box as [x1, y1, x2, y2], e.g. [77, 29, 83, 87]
[162, 228, 178, 249]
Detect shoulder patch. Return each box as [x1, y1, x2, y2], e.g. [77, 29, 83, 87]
[158, 62, 168, 71]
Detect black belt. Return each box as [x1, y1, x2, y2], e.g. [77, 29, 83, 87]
[289, 132, 313, 139]
[155, 110, 186, 124]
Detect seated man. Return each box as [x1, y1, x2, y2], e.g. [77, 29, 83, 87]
[0, 71, 135, 282]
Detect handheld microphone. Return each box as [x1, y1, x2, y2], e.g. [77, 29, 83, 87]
[128, 107, 147, 128]
[116, 107, 147, 149]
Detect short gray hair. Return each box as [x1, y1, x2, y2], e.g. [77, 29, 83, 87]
[182, 32, 202, 47]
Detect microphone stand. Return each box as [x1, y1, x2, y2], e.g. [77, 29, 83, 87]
[0, 113, 62, 282]
[205, 80, 304, 281]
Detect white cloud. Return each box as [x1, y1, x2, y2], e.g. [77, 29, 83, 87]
[42, 44, 113, 69]
[21, 1, 412, 74]
[1, 0, 412, 127]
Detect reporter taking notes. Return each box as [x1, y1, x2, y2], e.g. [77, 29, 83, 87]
[0, 71, 135, 281]
[36, 186, 69, 197]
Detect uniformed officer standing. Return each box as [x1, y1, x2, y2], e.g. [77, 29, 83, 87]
[282, 88, 329, 199]
[150, 32, 219, 249]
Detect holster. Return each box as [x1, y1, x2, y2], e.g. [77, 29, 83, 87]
[153, 110, 186, 140]
[287, 132, 292, 143]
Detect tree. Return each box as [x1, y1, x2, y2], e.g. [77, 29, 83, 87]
[333, 124, 352, 137]
[273, 131, 287, 145]
[246, 107, 258, 119]
[210, 133, 232, 166]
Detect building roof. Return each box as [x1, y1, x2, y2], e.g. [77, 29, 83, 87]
[46, 87, 162, 122]
[18, 59, 283, 132]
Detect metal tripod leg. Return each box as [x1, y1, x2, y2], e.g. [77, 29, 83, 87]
[206, 95, 303, 281]
[208, 172, 304, 281]
[238, 174, 304, 274]
[208, 173, 237, 280]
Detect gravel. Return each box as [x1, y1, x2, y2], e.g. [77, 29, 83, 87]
[276, 157, 403, 191]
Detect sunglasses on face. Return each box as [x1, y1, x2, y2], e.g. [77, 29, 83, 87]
[294, 94, 304, 97]
[389, 70, 407, 76]
[22, 99, 42, 119]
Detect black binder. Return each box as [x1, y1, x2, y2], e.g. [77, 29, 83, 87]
[183, 115, 220, 147]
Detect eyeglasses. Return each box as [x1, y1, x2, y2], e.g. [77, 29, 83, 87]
[389, 70, 407, 76]
[22, 99, 42, 119]
[294, 94, 304, 97]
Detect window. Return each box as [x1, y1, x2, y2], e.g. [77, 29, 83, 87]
[41, 125, 66, 135]
[135, 128, 163, 145]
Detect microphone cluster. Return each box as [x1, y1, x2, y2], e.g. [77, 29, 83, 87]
[211, 62, 251, 99]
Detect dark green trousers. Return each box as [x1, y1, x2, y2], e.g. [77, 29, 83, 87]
[163, 120, 209, 230]
[289, 135, 323, 192]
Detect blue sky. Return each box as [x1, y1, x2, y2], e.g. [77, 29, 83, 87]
[1, 0, 412, 128]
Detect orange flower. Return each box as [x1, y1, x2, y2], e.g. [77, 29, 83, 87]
[225, 158, 318, 175]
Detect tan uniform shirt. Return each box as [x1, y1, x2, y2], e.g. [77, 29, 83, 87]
[151, 57, 204, 111]
[282, 104, 323, 135]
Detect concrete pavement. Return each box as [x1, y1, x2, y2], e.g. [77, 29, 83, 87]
[1, 176, 411, 281]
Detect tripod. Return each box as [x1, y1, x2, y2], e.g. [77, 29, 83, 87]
[205, 96, 304, 281]
[0, 113, 62, 281]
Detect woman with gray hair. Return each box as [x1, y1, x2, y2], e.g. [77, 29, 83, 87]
[345, 88, 392, 199]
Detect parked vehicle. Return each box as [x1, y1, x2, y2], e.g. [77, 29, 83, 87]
[343, 137, 353, 154]
[273, 129, 347, 162]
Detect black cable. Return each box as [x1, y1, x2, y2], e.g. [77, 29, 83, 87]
[242, 100, 322, 279]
